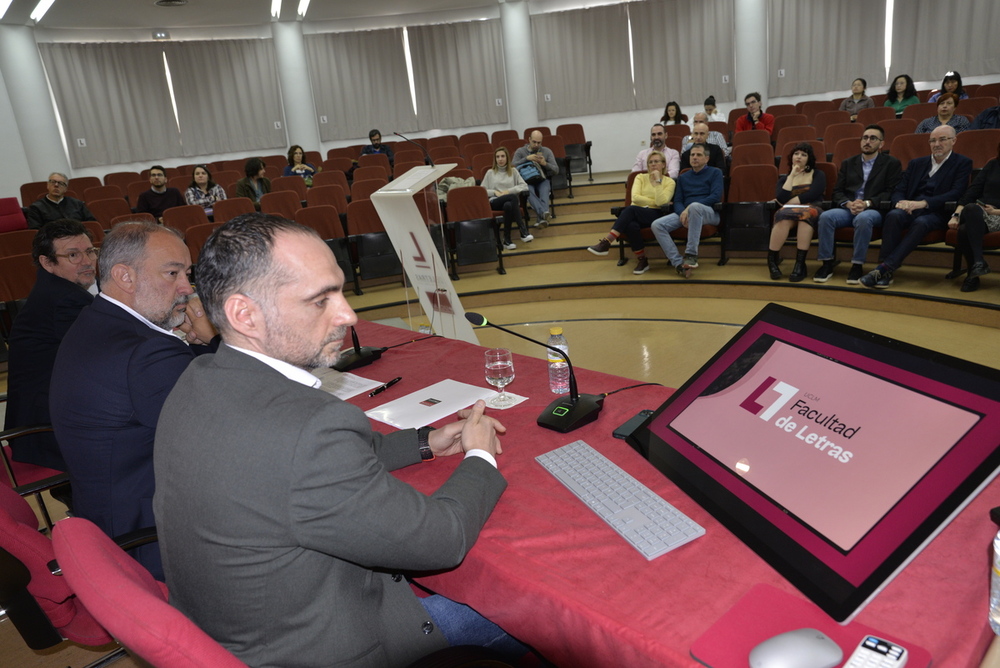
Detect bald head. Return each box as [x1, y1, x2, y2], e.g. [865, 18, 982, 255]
[928, 124, 957, 161]
[528, 131, 544, 151]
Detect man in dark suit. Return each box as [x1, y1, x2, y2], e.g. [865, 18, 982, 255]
[814, 125, 902, 284]
[154, 214, 519, 667]
[23, 172, 97, 229]
[5, 219, 96, 470]
[860, 125, 972, 288]
[51, 221, 215, 580]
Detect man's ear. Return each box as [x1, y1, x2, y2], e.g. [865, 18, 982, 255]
[224, 293, 264, 340]
[108, 263, 136, 294]
[38, 255, 57, 274]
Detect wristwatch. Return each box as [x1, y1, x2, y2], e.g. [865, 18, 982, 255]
[864, 200, 871, 209]
[417, 426, 436, 461]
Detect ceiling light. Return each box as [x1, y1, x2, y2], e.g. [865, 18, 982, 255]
[0, 0, 15, 21]
[30, 0, 56, 22]
[152, 30, 171, 40]
[297, 0, 311, 17]
[271, 0, 281, 18]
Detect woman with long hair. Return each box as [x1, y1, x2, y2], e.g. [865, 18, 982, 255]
[481, 147, 531, 249]
[768, 143, 826, 282]
[928, 71, 968, 103]
[184, 165, 227, 213]
[283, 144, 316, 178]
[884, 74, 919, 116]
[660, 101, 688, 126]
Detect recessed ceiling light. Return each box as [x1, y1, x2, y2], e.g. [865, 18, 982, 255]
[30, 0, 56, 22]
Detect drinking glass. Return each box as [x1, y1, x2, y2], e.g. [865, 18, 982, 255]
[484, 348, 516, 408]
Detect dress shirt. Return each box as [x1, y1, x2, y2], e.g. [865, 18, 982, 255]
[928, 152, 952, 179]
[632, 146, 680, 178]
[853, 153, 878, 202]
[98, 293, 184, 340]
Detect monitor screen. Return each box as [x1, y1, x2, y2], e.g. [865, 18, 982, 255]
[628, 303, 1000, 622]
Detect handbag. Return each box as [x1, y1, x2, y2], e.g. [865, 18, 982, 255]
[517, 161, 545, 185]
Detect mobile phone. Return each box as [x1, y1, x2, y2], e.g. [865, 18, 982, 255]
[843, 635, 907, 668]
[613, 409, 654, 440]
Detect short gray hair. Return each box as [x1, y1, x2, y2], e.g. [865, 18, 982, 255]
[98, 220, 182, 278]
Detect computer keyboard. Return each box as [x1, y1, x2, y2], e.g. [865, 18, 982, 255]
[536, 440, 705, 560]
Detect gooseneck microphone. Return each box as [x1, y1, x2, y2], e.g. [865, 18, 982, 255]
[394, 132, 434, 166]
[465, 312, 604, 433]
[333, 326, 387, 372]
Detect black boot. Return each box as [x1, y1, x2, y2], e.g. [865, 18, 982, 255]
[789, 249, 808, 282]
[767, 250, 782, 280]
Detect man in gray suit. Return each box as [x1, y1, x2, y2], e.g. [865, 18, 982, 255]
[153, 214, 517, 667]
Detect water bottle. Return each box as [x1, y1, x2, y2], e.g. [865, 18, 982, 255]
[991, 530, 1000, 634]
[547, 327, 570, 395]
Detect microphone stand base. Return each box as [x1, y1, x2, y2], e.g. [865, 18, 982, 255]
[537, 393, 605, 433]
[332, 347, 384, 372]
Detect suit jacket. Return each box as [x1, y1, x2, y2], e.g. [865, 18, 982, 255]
[5, 267, 93, 470]
[831, 153, 903, 209]
[153, 345, 507, 668]
[50, 295, 204, 579]
[892, 152, 973, 213]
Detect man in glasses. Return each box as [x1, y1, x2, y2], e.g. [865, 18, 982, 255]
[24, 172, 97, 229]
[5, 219, 97, 471]
[735, 92, 775, 136]
[814, 125, 902, 284]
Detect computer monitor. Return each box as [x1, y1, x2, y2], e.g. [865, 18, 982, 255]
[628, 303, 1000, 622]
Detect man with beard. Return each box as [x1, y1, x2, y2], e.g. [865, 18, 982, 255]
[51, 221, 217, 579]
[632, 123, 680, 177]
[153, 214, 523, 667]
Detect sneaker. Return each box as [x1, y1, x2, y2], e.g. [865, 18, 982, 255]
[813, 260, 835, 283]
[682, 254, 699, 269]
[633, 256, 650, 274]
[587, 238, 611, 256]
[846, 263, 864, 285]
[503, 241, 517, 250]
[859, 266, 893, 289]
[544, 211, 553, 226]
[520, 233, 534, 243]
[675, 263, 692, 279]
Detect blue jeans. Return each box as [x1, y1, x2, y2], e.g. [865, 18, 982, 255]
[527, 179, 551, 217]
[816, 207, 883, 264]
[420, 594, 529, 657]
[879, 208, 947, 270]
[651, 203, 718, 265]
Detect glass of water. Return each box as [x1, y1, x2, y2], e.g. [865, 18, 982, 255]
[484, 348, 516, 408]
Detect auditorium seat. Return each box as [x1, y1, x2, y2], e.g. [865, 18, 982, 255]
[664, 124, 690, 140]
[727, 107, 745, 139]
[103, 171, 142, 203]
[831, 137, 862, 170]
[0, 228, 35, 257]
[358, 153, 391, 174]
[428, 145, 461, 163]
[183, 222, 222, 264]
[471, 154, 494, 181]
[312, 170, 350, 196]
[352, 166, 389, 183]
[306, 185, 349, 235]
[798, 100, 837, 126]
[393, 161, 425, 180]
[322, 157, 354, 174]
[168, 175, 190, 192]
[259, 191, 302, 220]
[127, 180, 150, 206]
[458, 132, 489, 153]
[326, 146, 356, 161]
[83, 185, 124, 204]
[83, 221, 105, 244]
[770, 114, 809, 141]
[19, 181, 47, 208]
[68, 176, 101, 194]
[500, 138, 524, 157]
[426, 135, 459, 152]
[350, 178, 387, 203]
[731, 144, 776, 169]
[765, 104, 796, 117]
[958, 97, 999, 121]
[393, 149, 425, 165]
[163, 204, 211, 236]
[213, 170, 242, 190]
[441, 186, 504, 279]
[462, 142, 493, 164]
[212, 197, 256, 225]
[491, 129, 519, 146]
[815, 162, 837, 200]
[855, 107, 895, 126]
[812, 110, 850, 139]
[878, 118, 918, 151]
[975, 83, 1000, 102]
[271, 175, 308, 203]
[901, 102, 938, 124]
[0, 199, 29, 235]
[346, 198, 402, 288]
[721, 164, 780, 262]
[730, 130, 771, 148]
[823, 123, 864, 160]
[557, 123, 594, 182]
[88, 198, 133, 229]
[954, 129, 1000, 169]
[774, 126, 818, 152]
[889, 133, 932, 170]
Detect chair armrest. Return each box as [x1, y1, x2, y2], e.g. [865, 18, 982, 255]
[14, 473, 69, 497]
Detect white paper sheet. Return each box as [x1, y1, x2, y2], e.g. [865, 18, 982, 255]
[365, 379, 526, 428]
[314, 367, 384, 400]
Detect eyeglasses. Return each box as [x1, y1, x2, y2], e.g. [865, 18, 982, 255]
[48, 179, 68, 187]
[53, 248, 99, 264]
[861, 135, 883, 142]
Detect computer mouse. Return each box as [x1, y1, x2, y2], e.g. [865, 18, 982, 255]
[748, 627, 844, 668]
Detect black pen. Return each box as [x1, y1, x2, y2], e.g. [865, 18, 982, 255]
[369, 377, 402, 398]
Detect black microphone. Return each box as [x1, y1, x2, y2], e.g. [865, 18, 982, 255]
[333, 326, 387, 372]
[394, 132, 434, 166]
[465, 312, 604, 433]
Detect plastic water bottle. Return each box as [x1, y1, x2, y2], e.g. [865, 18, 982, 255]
[547, 327, 570, 395]
[991, 530, 1000, 634]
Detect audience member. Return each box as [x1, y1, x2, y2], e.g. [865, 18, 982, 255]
[24, 172, 96, 230]
[632, 123, 680, 178]
[587, 151, 675, 275]
[51, 221, 217, 579]
[947, 144, 1000, 292]
[703, 95, 726, 122]
[360, 128, 395, 165]
[283, 144, 316, 178]
[153, 214, 524, 668]
[915, 93, 971, 134]
[735, 92, 775, 135]
[481, 147, 532, 249]
[927, 71, 968, 103]
[682, 113, 730, 157]
[184, 165, 227, 214]
[135, 165, 185, 222]
[652, 144, 723, 279]
[839, 78, 874, 122]
[661, 101, 688, 126]
[234, 157, 271, 207]
[5, 220, 96, 471]
[971, 105, 1000, 130]
[513, 130, 559, 227]
[681, 121, 727, 173]
[814, 125, 902, 284]
[768, 143, 826, 282]
[884, 74, 920, 116]
[860, 126, 972, 289]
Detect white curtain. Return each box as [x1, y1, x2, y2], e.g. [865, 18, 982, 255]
[38, 42, 181, 168]
[408, 20, 508, 130]
[304, 29, 418, 142]
[767, 0, 887, 97]
[163, 40, 286, 156]
[890, 0, 999, 81]
[531, 5, 635, 120]
[630, 0, 737, 110]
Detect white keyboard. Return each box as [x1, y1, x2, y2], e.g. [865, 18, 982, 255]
[536, 440, 705, 560]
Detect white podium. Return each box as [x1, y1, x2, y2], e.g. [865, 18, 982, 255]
[369, 164, 478, 344]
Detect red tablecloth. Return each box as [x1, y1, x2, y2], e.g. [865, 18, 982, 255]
[347, 320, 996, 667]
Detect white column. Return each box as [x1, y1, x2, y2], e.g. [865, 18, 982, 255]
[733, 0, 769, 106]
[271, 20, 321, 152]
[0, 25, 69, 184]
[498, 0, 537, 131]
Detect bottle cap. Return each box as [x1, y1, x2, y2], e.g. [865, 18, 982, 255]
[549, 327, 563, 335]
